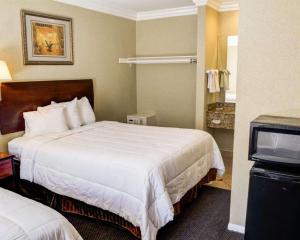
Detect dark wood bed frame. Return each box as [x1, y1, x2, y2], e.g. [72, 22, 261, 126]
[0, 79, 217, 239]
[0, 79, 93, 134]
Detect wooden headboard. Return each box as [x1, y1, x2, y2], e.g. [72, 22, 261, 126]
[0, 79, 93, 135]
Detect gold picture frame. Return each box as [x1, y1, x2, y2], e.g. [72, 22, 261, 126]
[21, 10, 74, 65]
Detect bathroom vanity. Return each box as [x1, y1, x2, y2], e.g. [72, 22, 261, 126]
[207, 102, 235, 130]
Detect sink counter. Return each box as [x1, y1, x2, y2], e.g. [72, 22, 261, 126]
[207, 102, 236, 130]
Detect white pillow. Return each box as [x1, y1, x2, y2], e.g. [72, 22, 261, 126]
[51, 98, 82, 129]
[77, 97, 96, 125]
[38, 106, 69, 132]
[24, 107, 68, 137]
[23, 111, 47, 137]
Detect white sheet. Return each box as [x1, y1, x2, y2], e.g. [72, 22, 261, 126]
[9, 121, 224, 240]
[0, 188, 82, 240]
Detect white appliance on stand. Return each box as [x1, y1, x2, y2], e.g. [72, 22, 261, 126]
[127, 113, 156, 126]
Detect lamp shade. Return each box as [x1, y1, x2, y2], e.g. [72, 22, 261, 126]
[0, 60, 12, 81]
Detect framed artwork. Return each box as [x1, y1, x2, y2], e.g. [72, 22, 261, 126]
[21, 10, 74, 65]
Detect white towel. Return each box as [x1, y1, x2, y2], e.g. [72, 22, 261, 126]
[220, 70, 230, 90]
[214, 70, 220, 92]
[207, 69, 220, 93]
[207, 70, 214, 92]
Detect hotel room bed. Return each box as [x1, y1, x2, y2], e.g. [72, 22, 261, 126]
[0, 187, 82, 240]
[0, 80, 224, 240]
[9, 121, 224, 240]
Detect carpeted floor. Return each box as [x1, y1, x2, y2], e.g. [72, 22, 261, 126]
[65, 186, 243, 240]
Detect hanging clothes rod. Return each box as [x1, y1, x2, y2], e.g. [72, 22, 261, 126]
[119, 55, 197, 64]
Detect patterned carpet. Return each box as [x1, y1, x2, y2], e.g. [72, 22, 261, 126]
[65, 186, 244, 240]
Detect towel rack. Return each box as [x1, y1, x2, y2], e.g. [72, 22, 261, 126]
[205, 69, 231, 75]
[119, 55, 197, 65]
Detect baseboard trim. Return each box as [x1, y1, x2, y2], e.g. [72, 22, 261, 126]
[228, 223, 245, 234]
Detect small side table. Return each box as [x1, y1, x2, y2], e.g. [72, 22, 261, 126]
[0, 153, 16, 190]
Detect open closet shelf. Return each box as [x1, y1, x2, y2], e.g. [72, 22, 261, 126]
[119, 55, 197, 64]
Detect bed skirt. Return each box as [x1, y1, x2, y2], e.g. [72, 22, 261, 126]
[18, 168, 217, 239]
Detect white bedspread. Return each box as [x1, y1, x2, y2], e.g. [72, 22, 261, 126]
[9, 121, 224, 240]
[0, 188, 82, 240]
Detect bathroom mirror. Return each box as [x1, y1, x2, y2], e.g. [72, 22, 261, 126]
[225, 35, 238, 103]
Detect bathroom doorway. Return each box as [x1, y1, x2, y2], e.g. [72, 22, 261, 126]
[208, 33, 239, 190]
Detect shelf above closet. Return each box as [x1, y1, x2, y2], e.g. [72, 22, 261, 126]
[119, 55, 197, 65]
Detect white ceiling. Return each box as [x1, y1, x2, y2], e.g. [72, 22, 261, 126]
[55, 0, 239, 21]
[102, 0, 194, 12]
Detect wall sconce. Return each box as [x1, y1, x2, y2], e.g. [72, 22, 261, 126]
[0, 60, 12, 81]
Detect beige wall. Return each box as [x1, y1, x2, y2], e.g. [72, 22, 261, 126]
[230, 0, 300, 227]
[205, 6, 220, 105]
[136, 16, 197, 128]
[213, 129, 234, 151]
[195, 6, 206, 130]
[195, 6, 220, 130]
[0, 0, 136, 151]
[218, 11, 239, 69]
